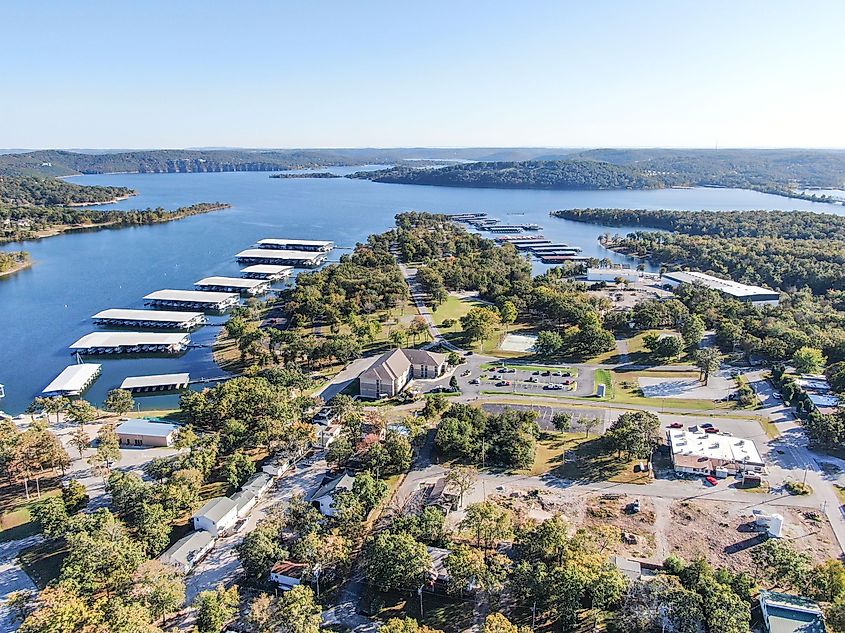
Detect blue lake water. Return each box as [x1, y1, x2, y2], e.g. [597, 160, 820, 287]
[0, 169, 841, 415]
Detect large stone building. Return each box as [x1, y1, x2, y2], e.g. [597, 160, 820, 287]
[359, 348, 448, 399]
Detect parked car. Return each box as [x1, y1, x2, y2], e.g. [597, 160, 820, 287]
[705, 476, 718, 486]
[704, 427, 720, 434]
[551, 371, 563, 376]
[527, 377, 538, 383]
[668, 422, 684, 429]
[461, 369, 471, 376]
[532, 370, 541, 375]
[562, 379, 574, 384]
[541, 370, 551, 376]
[496, 381, 507, 387]
[701, 423, 713, 428]
[469, 378, 480, 385]
[628, 499, 641, 513]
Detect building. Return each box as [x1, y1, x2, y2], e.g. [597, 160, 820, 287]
[257, 238, 334, 252]
[240, 264, 294, 281]
[611, 555, 643, 582]
[423, 478, 460, 514]
[309, 471, 355, 516]
[194, 276, 271, 296]
[159, 530, 215, 573]
[359, 348, 449, 399]
[314, 422, 343, 449]
[667, 428, 765, 477]
[759, 591, 826, 633]
[427, 546, 452, 589]
[193, 497, 238, 536]
[270, 561, 307, 590]
[662, 270, 780, 306]
[586, 268, 641, 284]
[115, 419, 179, 447]
[243, 472, 273, 497]
[143, 289, 240, 311]
[230, 489, 258, 519]
[42, 363, 102, 397]
[69, 332, 191, 355]
[92, 309, 206, 329]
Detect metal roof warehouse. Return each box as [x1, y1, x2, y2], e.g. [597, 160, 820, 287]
[662, 271, 780, 305]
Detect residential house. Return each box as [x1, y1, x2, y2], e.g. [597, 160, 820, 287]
[159, 530, 215, 573]
[270, 561, 307, 591]
[309, 471, 355, 516]
[759, 591, 826, 633]
[193, 497, 238, 536]
[359, 348, 448, 399]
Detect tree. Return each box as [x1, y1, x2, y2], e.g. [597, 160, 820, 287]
[30, 496, 70, 539]
[326, 435, 354, 466]
[483, 613, 529, 633]
[534, 330, 564, 357]
[352, 470, 388, 513]
[500, 301, 518, 333]
[273, 585, 322, 633]
[618, 576, 705, 633]
[384, 430, 413, 473]
[32, 396, 69, 425]
[18, 587, 94, 633]
[681, 314, 706, 350]
[461, 501, 513, 551]
[604, 411, 660, 461]
[194, 585, 239, 633]
[237, 519, 286, 579]
[89, 423, 121, 472]
[460, 307, 501, 347]
[130, 560, 186, 624]
[751, 539, 811, 589]
[68, 425, 90, 459]
[809, 559, 845, 604]
[381, 618, 444, 633]
[793, 346, 827, 374]
[136, 502, 174, 556]
[694, 347, 722, 385]
[445, 545, 488, 596]
[445, 464, 477, 508]
[62, 479, 89, 513]
[104, 389, 135, 416]
[422, 393, 449, 419]
[552, 412, 572, 433]
[65, 399, 98, 425]
[365, 532, 431, 591]
[226, 450, 255, 489]
[449, 375, 459, 391]
[653, 335, 684, 360]
[583, 417, 600, 438]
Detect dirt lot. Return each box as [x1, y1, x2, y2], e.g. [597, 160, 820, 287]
[490, 488, 840, 574]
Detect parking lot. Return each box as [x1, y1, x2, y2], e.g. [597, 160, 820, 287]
[459, 364, 596, 398]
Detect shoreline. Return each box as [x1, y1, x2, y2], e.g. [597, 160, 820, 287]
[0, 258, 33, 278]
[67, 192, 137, 207]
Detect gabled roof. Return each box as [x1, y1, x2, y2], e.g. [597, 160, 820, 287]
[361, 349, 411, 383]
[402, 349, 448, 366]
[271, 560, 307, 579]
[159, 530, 214, 568]
[310, 471, 355, 501]
[193, 497, 237, 524]
[115, 419, 179, 438]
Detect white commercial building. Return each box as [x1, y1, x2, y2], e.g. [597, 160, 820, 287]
[667, 428, 765, 476]
[115, 419, 179, 447]
[662, 270, 780, 306]
[586, 267, 641, 283]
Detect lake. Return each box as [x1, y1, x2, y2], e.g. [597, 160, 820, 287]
[0, 170, 841, 415]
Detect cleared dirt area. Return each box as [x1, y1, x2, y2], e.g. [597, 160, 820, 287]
[489, 488, 839, 574]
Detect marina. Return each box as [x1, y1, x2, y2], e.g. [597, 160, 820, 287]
[92, 309, 207, 329]
[42, 363, 102, 397]
[120, 372, 191, 393]
[69, 332, 191, 355]
[194, 276, 271, 296]
[256, 238, 334, 252]
[144, 289, 240, 311]
[236, 248, 327, 266]
[240, 264, 293, 281]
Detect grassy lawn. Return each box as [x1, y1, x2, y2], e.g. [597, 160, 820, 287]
[0, 483, 62, 543]
[525, 431, 651, 484]
[586, 330, 695, 366]
[363, 588, 475, 633]
[757, 417, 782, 439]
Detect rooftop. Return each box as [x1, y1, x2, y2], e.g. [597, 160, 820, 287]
[116, 418, 179, 437]
[271, 560, 307, 579]
[143, 289, 240, 303]
[69, 332, 189, 349]
[310, 471, 355, 501]
[240, 264, 294, 274]
[194, 276, 269, 289]
[159, 530, 214, 569]
[194, 497, 237, 524]
[361, 348, 448, 383]
[120, 373, 190, 390]
[760, 591, 826, 633]
[42, 364, 101, 395]
[667, 428, 764, 466]
[663, 270, 778, 300]
[92, 308, 204, 323]
[236, 248, 324, 261]
[258, 238, 334, 249]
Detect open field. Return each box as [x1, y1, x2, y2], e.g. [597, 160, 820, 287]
[0, 481, 62, 542]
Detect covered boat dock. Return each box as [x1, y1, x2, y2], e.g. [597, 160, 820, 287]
[144, 289, 240, 311]
[257, 238, 334, 252]
[240, 264, 293, 281]
[120, 372, 191, 393]
[194, 276, 271, 296]
[92, 309, 206, 329]
[236, 249, 326, 267]
[69, 332, 190, 355]
[42, 363, 102, 396]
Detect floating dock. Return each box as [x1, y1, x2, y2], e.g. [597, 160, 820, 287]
[92, 309, 206, 329]
[42, 363, 102, 396]
[120, 372, 190, 393]
[495, 235, 546, 242]
[447, 213, 488, 222]
[538, 255, 590, 263]
[144, 289, 240, 311]
[236, 249, 327, 267]
[257, 238, 334, 252]
[240, 264, 293, 281]
[487, 225, 524, 234]
[69, 332, 191, 355]
[194, 276, 271, 296]
[513, 240, 553, 250]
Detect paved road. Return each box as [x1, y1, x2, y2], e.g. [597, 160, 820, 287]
[0, 535, 42, 633]
[398, 263, 460, 352]
[315, 357, 379, 402]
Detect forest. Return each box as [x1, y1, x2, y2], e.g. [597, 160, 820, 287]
[0, 175, 134, 206]
[0, 250, 30, 273]
[0, 202, 229, 243]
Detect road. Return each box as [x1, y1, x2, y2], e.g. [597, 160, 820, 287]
[398, 263, 460, 351]
[0, 535, 42, 633]
[185, 456, 328, 602]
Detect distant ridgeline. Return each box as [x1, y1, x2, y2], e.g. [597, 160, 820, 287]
[0, 175, 134, 206]
[350, 149, 845, 197]
[0, 202, 229, 244]
[553, 208, 845, 295]
[0, 149, 368, 177]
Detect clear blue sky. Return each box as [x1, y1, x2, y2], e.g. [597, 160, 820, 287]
[2, 0, 844, 149]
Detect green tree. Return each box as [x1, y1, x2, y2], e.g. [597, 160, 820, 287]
[352, 470, 388, 513]
[604, 411, 661, 461]
[365, 532, 431, 592]
[793, 346, 827, 374]
[694, 347, 722, 385]
[461, 501, 513, 551]
[104, 389, 135, 416]
[237, 519, 286, 579]
[326, 435, 354, 466]
[384, 430, 413, 473]
[226, 450, 255, 489]
[194, 585, 239, 633]
[445, 464, 477, 508]
[751, 539, 811, 589]
[68, 426, 90, 459]
[89, 423, 121, 472]
[30, 496, 70, 539]
[681, 314, 706, 349]
[65, 399, 98, 425]
[273, 585, 322, 633]
[460, 307, 501, 347]
[62, 479, 89, 513]
[552, 412, 572, 433]
[130, 560, 186, 624]
[500, 301, 518, 332]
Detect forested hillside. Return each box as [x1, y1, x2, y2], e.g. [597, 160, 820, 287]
[351, 160, 667, 190]
[0, 175, 134, 206]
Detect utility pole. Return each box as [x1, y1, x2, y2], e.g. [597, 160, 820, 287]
[418, 585, 424, 617]
[532, 601, 537, 630]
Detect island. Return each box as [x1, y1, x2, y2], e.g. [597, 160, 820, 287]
[269, 172, 341, 179]
[0, 175, 136, 206]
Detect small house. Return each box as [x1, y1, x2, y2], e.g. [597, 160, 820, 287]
[270, 561, 307, 591]
[230, 489, 258, 519]
[159, 530, 215, 573]
[309, 471, 355, 516]
[193, 497, 238, 536]
[759, 591, 826, 633]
